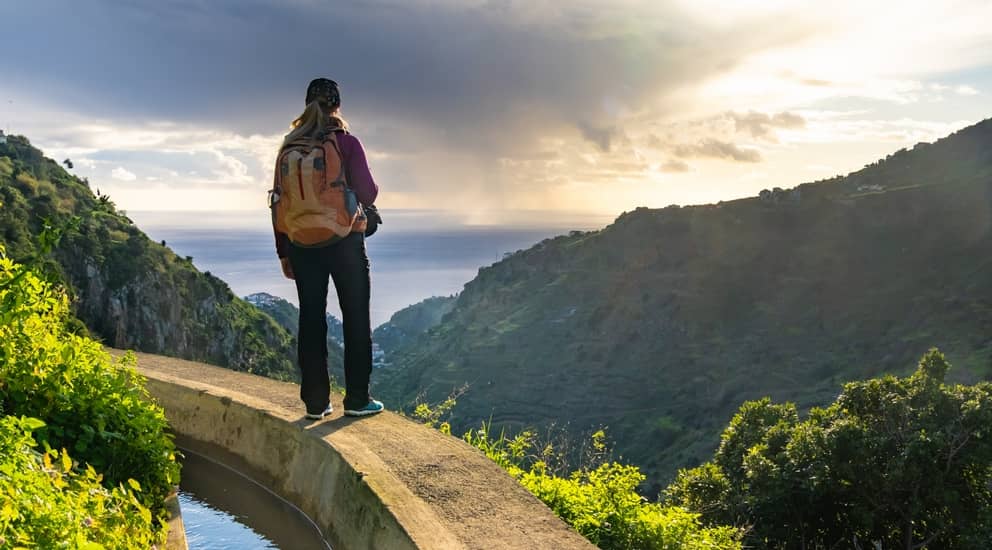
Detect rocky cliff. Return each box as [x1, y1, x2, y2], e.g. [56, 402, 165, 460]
[0, 135, 298, 380]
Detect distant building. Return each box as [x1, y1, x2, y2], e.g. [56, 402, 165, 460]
[372, 343, 386, 368]
[0, 130, 6, 144]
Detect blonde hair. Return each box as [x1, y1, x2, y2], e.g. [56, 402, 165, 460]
[282, 102, 350, 149]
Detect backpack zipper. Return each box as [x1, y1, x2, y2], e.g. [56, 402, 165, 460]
[297, 158, 305, 199]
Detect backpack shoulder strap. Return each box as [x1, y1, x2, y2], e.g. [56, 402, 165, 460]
[324, 132, 349, 185]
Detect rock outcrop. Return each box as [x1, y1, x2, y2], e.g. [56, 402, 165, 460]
[0, 135, 298, 380]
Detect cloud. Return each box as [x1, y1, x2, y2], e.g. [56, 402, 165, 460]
[776, 111, 974, 145]
[730, 111, 806, 139]
[27, 115, 282, 188]
[3, 0, 813, 212]
[111, 166, 137, 181]
[691, 0, 992, 114]
[640, 109, 804, 159]
[674, 139, 762, 163]
[577, 122, 623, 152]
[1, 1, 990, 214]
[0, 1, 823, 153]
[800, 77, 833, 87]
[660, 159, 690, 173]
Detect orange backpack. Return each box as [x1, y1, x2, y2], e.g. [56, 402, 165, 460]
[270, 132, 367, 247]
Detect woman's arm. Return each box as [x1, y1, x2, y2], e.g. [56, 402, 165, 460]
[339, 134, 379, 206]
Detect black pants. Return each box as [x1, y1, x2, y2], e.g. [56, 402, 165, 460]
[289, 232, 372, 413]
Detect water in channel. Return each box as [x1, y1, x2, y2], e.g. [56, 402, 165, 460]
[178, 448, 331, 550]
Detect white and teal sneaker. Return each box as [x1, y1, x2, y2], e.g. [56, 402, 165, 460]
[304, 404, 333, 420]
[344, 399, 384, 417]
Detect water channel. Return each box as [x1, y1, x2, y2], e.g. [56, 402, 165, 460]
[178, 447, 331, 550]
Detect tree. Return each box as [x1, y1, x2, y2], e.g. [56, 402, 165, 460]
[62, 158, 73, 169]
[667, 349, 992, 549]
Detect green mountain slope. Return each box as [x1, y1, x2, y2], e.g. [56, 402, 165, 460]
[373, 295, 457, 361]
[377, 118, 992, 492]
[0, 135, 298, 380]
[245, 292, 345, 379]
[243, 290, 453, 374]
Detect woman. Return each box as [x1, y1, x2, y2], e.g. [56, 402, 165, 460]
[273, 78, 383, 419]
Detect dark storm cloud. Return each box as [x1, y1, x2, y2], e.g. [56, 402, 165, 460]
[0, 0, 807, 157]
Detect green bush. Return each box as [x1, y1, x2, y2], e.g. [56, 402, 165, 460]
[0, 416, 164, 549]
[0, 248, 179, 545]
[667, 349, 992, 549]
[454, 413, 741, 549]
[520, 461, 740, 550]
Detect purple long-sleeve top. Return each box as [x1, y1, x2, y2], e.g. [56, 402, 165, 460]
[273, 132, 379, 258]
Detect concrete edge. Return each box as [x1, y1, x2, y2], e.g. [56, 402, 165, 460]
[163, 487, 188, 550]
[141, 370, 467, 550]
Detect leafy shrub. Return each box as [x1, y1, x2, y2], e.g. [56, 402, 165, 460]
[667, 349, 992, 549]
[0, 248, 179, 543]
[0, 416, 164, 549]
[416, 396, 741, 550]
[520, 461, 740, 550]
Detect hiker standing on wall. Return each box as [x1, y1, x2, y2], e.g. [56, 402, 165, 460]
[270, 78, 384, 419]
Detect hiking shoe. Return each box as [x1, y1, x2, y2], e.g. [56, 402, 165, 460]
[304, 404, 333, 420]
[344, 399, 384, 417]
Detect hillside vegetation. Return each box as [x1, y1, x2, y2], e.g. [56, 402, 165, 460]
[245, 292, 344, 380]
[0, 135, 298, 380]
[374, 295, 457, 361]
[668, 349, 992, 548]
[1, 250, 179, 548]
[378, 118, 992, 491]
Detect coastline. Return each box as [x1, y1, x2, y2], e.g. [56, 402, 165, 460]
[128, 209, 615, 327]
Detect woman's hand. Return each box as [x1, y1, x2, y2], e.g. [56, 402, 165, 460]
[280, 257, 295, 280]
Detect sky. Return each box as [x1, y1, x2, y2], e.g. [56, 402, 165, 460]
[2, 0, 991, 220]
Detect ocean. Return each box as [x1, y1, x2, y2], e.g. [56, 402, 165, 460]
[128, 210, 615, 328]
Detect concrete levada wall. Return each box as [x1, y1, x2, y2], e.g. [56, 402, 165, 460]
[142, 375, 464, 550]
[127, 350, 598, 550]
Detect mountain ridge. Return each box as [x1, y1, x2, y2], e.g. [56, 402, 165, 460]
[0, 135, 300, 380]
[377, 117, 992, 491]
[373, 295, 458, 365]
